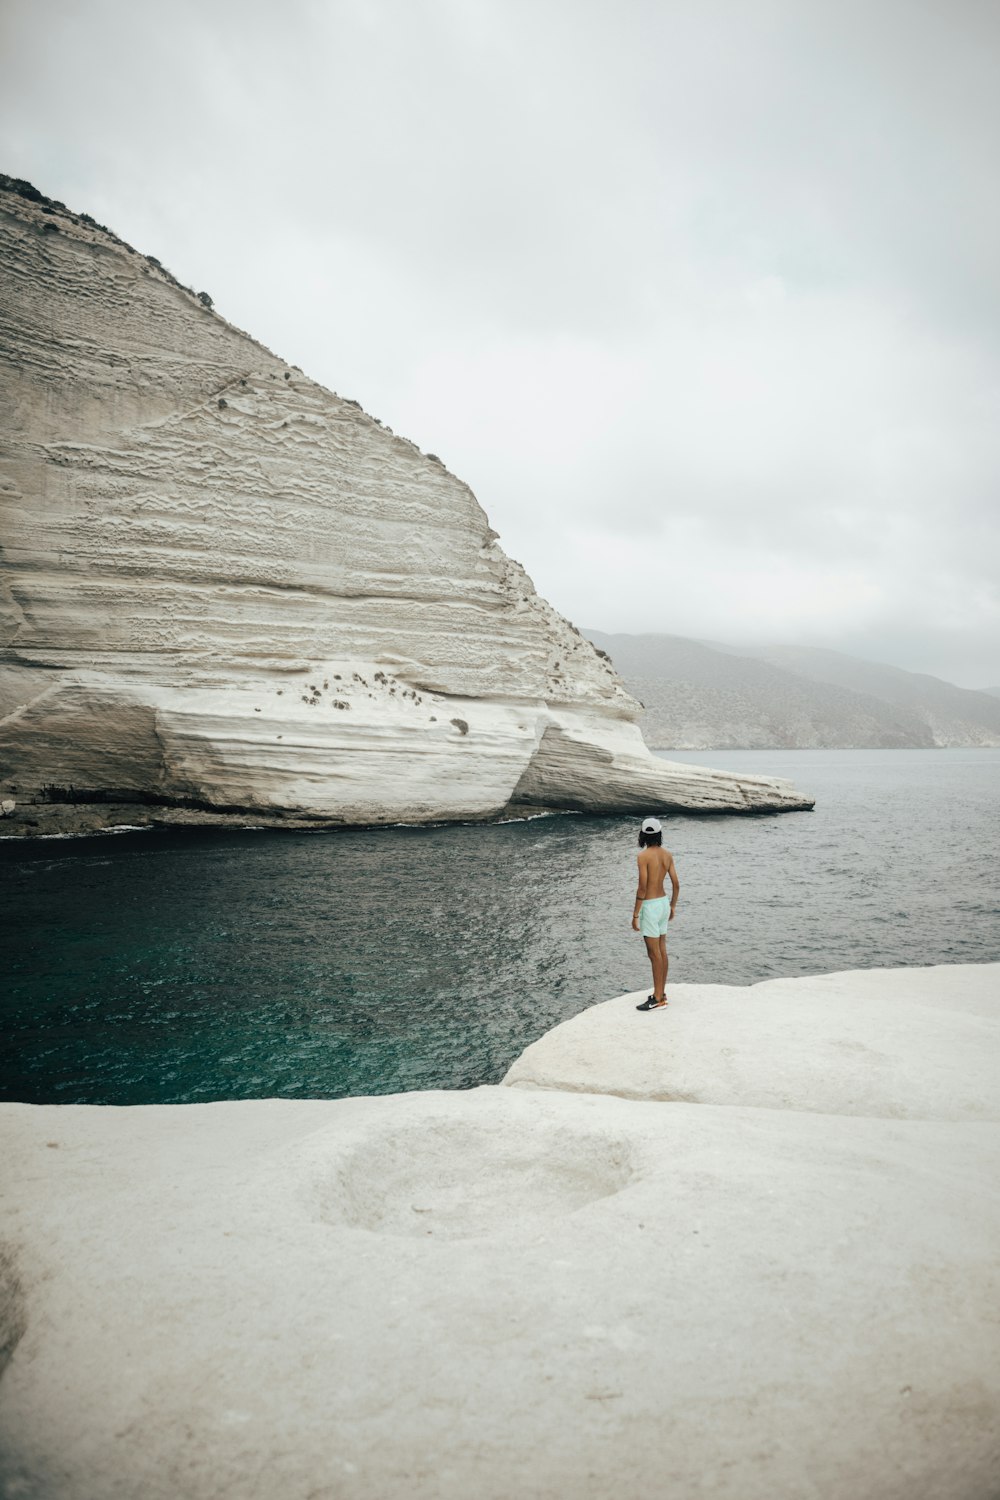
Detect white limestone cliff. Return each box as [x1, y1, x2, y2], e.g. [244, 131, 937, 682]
[0, 178, 812, 827]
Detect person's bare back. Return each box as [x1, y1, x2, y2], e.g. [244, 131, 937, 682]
[636, 843, 674, 899]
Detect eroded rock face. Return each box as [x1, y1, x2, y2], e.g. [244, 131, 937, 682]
[0, 179, 812, 824]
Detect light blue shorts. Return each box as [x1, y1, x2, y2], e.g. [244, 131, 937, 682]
[639, 896, 671, 938]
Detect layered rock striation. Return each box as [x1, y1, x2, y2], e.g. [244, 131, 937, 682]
[0, 178, 811, 827]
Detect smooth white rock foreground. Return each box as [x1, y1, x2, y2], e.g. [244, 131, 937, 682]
[2, 1087, 1000, 1500]
[0, 179, 812, 825]
[2, 963, 1000, 1499]
[503, 964, 1000, 1120]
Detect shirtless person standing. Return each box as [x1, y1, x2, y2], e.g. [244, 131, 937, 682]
[631, 816, 680, 1011]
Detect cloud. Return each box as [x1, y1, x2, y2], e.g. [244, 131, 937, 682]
[1, 0, 998, 685]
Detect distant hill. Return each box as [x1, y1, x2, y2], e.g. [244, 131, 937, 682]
[584, 632, 1000, 749]
[747, 645, 1000, 734]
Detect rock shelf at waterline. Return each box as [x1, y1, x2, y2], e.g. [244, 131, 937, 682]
[2, 962, 998, 1500]
[0, 175, 813, 829]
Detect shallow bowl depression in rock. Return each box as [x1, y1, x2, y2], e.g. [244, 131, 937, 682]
[306, 1111, 636, 1240]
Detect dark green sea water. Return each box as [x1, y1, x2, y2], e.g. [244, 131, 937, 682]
[2, 750, 998, 1105]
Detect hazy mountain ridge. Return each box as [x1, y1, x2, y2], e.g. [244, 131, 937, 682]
[585, 632, 1000, 749]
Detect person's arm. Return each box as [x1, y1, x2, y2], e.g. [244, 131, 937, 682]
[632, 853, 647, 930]
[669, 854, 680, 920]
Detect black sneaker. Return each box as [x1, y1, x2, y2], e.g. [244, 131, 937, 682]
[636, 996, 667, 1011]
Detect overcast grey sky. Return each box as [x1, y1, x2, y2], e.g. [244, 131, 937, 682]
[2, 0, 999, 686]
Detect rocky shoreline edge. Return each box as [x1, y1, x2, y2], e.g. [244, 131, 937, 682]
[0, 791, 815, 841]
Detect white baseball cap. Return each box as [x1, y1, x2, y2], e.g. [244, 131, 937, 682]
[640, 816, 662, 833]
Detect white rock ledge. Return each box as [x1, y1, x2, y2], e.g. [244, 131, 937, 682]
[0, 179, 813, 827]
[503, 963, 1000, 1120]
[1, 963, 999, 1498]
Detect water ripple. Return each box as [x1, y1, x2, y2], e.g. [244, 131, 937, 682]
[1, 748, 998, 1104]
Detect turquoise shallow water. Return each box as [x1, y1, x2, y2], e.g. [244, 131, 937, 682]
[2, 749, 998, 1105]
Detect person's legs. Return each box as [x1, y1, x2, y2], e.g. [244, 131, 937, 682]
[659, 934, 669, 993]
[643, 935, 665, 1002]
[637, 898, 669, 1009]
